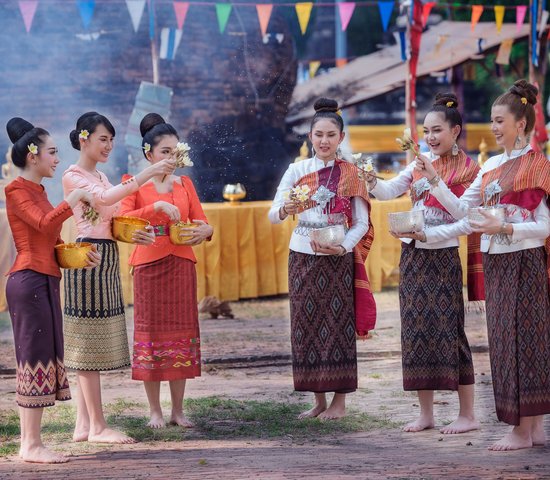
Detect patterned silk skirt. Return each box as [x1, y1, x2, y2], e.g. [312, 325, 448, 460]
[6, 270, 71, 408]
[483, 247, 550, 425]
[132, 255, 201, 382]
[399, 244, 474, 391]
[63, 239, 130, 371]
[288, 251, 357, 394]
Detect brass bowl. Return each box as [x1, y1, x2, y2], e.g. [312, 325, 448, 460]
[222, 183, 246, 205]
[55, 242, 93, 269]
[112, 216, 150, 244]
[169, 222, 198, 245]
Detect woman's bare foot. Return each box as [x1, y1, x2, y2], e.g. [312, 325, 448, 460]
[19, 445, 69, 464]
[318, 405, 346, 420]
[147, 412, 166, 429]
[72, 428, 89, 442]
[440, 416, 480, 434]
[403, 415, 435, 432]
[488, 428, 532, 451]
[298, 404, 326, 419]
[88, 427, 136, 444]
[169, 413, 193, 428]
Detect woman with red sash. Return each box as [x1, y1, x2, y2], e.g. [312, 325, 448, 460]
[366, 94, 481, 435]
[269, 98, 375, 419]
[417, 80, 550, 451]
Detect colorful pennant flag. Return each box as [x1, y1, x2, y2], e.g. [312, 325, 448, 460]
[309, 60, 320, 78]
[173, 2, 189, 30]
[495, 38, 513, 65]
[377, 1, 393, 33]
[18, 0, 38, 33]
[256, 4, 273, 37]
[470, 5, 483, 32]
[398, 30, 406, 61]
[77, 0, 95, 30]
[516, 5, 527, 33]
[126, 0, 146, 33]
[337, 2, 355, 32]
[494, 5, 505, 33]
[216, 3, 232, 33]
[160, 27, 183, 60]
[531, 0, 539, 67]
[295, 2, 313, 35]
[422, 2, 435, 27]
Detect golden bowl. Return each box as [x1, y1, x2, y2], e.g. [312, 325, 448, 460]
[112, 216, 150, 244]
[222, 183, 246, 204]
[55, 242, 93, 269]
[169, 222, 198, 245]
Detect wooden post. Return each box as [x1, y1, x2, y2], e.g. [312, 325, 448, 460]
[151, 39, 159, 85]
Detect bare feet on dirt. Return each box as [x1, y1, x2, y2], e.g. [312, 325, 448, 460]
[72, 428, 89, 442]
[488, 429, 532, 451]
[298, 404, 327, 419]
[403, 416, 435, 432]
[19, 445, 69, 464]
[440, 416, 480, 434]
[88, 427, 136, 444]
[147, 412, 166, 429]
[169, 413, 193, 428]
[318, 406, 346, 420]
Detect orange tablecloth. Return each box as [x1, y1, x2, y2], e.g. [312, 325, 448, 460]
[0, 199, 467, 310]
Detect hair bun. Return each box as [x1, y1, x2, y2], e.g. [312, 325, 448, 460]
[433, 92, 459, 110]
[6, 117, 34, 144]
[510, 79, 538, 105]
[140, 113, 166, 137]
[313, 98, 339, 114]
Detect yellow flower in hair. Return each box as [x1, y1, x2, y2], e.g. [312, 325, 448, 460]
[446, 101, 454, 108]
[336, 109, 342, 116]
[143, 143, 151, 153]
[79, 129, 89, 140]
[521, 97, 528, 105]
[27, 143, 38, 155]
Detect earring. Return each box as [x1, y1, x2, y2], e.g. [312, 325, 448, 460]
[451, 142, 459, 156]
[311, 146, 316, 157]
[515, 135, 522, 149]
[336, 145, 342, 158]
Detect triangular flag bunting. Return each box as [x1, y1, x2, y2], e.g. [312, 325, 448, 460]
[516, 5, 527, 33]
[422, 2, 435, 27]
[377, 1, 393, 33]
[471, 5, 483, 32]
[496, 38, 513, 65]
[18, 0, 38, 33]
[173, 2, 189, 30]
[77, 0, 95, 30]
[126, 0, 146, 32]
[295, 2, 313, 35]
[338, 2, 355, 32]
[256, 4, 273, 37]
[309, 61, 320, 78]
[216, 3, 232, 33]
[160, 27, 183, 60]
[494, 5, 505, 33]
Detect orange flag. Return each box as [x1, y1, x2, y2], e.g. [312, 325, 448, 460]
[471, 5, 483, 32]
[256, 4, 273, 37]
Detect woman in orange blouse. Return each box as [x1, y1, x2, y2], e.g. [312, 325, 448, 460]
[120, 113, 212, 428]
[4, 117, 99, 463]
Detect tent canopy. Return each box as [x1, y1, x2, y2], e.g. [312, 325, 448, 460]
[287, 21, 530, 124]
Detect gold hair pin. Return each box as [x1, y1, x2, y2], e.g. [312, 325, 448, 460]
[521, 97, 528, 105]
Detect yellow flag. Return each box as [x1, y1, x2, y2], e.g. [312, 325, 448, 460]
[309, 61, 321, 78]
[494, 5, 505, 33]
[295, 2, 313, 35]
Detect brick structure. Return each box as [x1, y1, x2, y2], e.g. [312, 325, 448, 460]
[0, 2, 297, 201]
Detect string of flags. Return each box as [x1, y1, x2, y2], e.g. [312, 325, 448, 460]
[16, 1, 537, 38]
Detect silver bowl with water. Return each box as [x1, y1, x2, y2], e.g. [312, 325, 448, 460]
[468, 206, 506, 224]
[309, 224, 346, 246]
[387, 210, 425, 234]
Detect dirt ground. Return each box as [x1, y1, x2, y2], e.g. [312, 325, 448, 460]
[0, 290, 549, 480]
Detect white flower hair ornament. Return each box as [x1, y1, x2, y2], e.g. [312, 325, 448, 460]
[27, 143, 38, 155]
[79, 129, 89, 140]
[143, 143, 151, 153]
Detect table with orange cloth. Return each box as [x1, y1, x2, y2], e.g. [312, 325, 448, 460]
[0, 199, 467, 310]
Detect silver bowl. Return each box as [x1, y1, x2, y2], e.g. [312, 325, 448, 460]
[387, 210, 425, 234]
[309, 224, 346, 246]
[468, 206, 506, 224]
